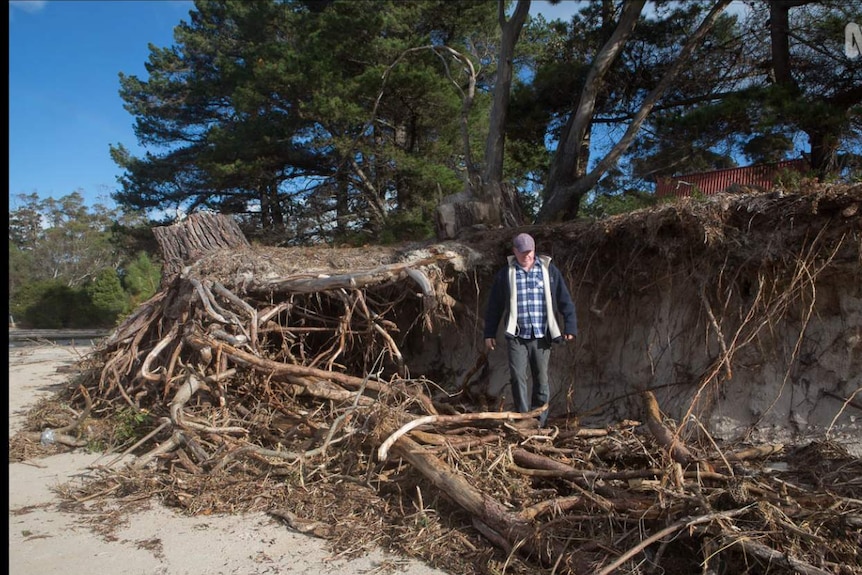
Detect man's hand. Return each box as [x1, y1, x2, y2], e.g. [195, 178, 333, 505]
[563, 334, 575, 342]
[484, 337, 496, 352]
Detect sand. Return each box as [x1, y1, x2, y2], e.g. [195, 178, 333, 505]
[8, 344, 449, 575]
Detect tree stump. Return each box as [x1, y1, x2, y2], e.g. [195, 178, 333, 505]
[152, 212, 250, 284]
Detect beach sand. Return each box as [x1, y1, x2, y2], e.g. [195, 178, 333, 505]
[8, 344, 448, 575]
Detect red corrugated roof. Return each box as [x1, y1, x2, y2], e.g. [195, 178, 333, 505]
[655, 159, 810, 198]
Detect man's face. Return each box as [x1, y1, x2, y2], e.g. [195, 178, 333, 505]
[514, 248, 535, 269]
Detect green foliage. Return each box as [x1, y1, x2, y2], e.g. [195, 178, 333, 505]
[9, 241, 37, 302]
[9, 192, 120, 288]
[742, 134, 795, 165]
[122, 252, 162, 306]
[15, 1, 861, 254]
[628, 1, 862, 182]
[110, 0, 860, 233]
[772, 166, 813, 190]
[12, 280, 94, 329]
[580, 188, 658, 219]
[112, 408, 154, 446]
[378, 208, 436, 245]
[10, 281, 59, 329]
[517, 189, 542, 223]
[8, 192, 162, 329]
[85, 438, 108, 453]
[86, 268, 130, 326]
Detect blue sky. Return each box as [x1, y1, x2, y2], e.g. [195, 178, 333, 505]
[9, 0, 194, 209]
[8, 1, 575, 210]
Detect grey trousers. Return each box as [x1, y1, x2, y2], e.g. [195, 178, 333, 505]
[506, 336, 552, 425]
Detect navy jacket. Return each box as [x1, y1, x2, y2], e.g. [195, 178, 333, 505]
[483, 254, 578, 342]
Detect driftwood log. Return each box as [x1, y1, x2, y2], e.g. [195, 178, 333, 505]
[11, 210, 862, 575]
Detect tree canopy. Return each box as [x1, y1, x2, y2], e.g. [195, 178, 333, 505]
[109, 0, 861, 239]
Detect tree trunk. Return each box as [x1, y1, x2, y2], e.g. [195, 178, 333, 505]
[482, 0, 530, 188]
[435, 190, 503, 239]
[768, 0, 815, 87]
[767, 0, 852, 177]
[544, 0, 646, 200]
[434, 0, 530, 239]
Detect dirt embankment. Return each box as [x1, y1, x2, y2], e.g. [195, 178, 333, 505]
[412, 183, 862, 455]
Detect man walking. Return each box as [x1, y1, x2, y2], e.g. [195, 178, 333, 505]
[483, 233, 577, 426]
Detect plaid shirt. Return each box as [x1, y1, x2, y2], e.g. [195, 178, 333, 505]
[514, 263, 547, 338]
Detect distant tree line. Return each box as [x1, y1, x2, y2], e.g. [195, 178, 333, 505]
[9, 192, 161, 329]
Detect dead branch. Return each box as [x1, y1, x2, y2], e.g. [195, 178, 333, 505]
[642, 390, 696, 466]
[378, 405, 546, 461]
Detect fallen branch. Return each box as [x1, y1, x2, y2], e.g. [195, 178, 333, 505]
[642, 390, 695, 466]
[377, 405, 547, 461]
